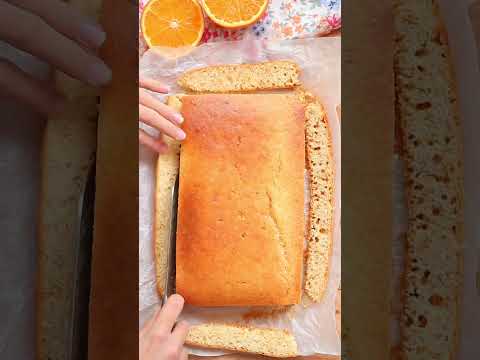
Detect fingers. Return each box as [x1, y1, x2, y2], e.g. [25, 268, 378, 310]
[0, 57, 64, 115]
[6, 0, 106, 49]
[154, 294, 185, 334]
[139, 77, 170, 93]
[0, 1, 111, 87]
[140, 89, 184, 125]
[140, 305, 162, 336]
[139, 129, 168, 154]
[172, 321, 190, 345]
[139, 104, 186, 141]
[180, 347, 189, 360]
[140, 297, 189, 360]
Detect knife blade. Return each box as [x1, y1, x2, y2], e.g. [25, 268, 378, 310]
[163, 175, 179, 305]
[69, 161, 96, 360]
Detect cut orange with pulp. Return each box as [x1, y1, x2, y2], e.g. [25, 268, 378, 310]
[202, 0, 269, 29]
[141, 0, 205, 49]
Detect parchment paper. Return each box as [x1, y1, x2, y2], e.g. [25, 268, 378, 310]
[139, 37, 341, 356]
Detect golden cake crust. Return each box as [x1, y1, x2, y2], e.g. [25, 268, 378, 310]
[176, 94, 305, 306]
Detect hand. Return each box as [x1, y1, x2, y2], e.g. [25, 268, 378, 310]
[139, 77, 186, 153]
[0, 0, 111, 114]
[140, 294, 190, 360]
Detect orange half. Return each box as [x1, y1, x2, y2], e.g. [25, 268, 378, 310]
[202, 0, 269, 29]
[141, 0, 205, 49]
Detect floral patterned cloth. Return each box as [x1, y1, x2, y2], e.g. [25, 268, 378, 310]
[139, 0, 341, 47]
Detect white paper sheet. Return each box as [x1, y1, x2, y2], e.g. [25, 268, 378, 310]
[139, 37, 341, 356]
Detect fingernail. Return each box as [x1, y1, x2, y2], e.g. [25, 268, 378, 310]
[176, 128, 186, 141]
[174, 113, 184, 124]
[87, 61, 112, 86]
[79, 23, 106, 48]
[171, 294, 185, 305]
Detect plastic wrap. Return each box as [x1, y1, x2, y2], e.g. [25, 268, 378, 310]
[139, 37, 341, 356]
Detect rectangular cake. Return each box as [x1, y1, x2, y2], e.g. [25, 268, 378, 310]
[176, 94, 305, 306]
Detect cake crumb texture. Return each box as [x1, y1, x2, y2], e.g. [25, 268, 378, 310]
[394, 0, 463, 359]
[298, 87, 335, 303]
[177, 61, 300, 93]
[154, 96, 182, 296]
[186, 323, 298, 358]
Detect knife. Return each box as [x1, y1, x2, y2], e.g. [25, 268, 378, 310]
[68, 161, 96, 360]
[163, 175, 179, 305]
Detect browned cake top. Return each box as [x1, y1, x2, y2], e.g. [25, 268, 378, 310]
[176, 94, 305, 307]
